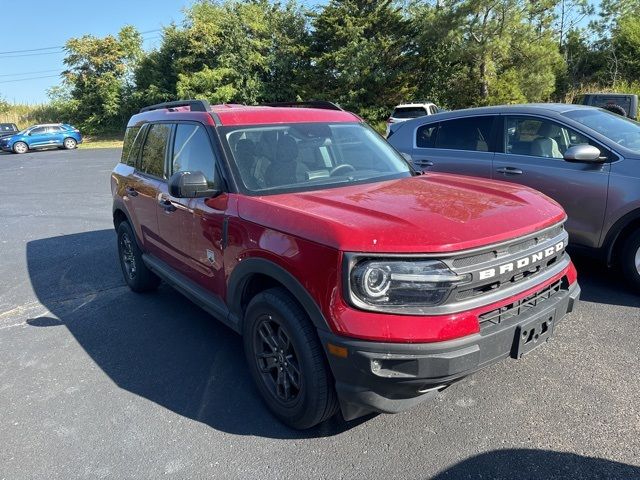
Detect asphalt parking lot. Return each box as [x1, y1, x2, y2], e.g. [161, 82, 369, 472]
[1, 148, 639, 479]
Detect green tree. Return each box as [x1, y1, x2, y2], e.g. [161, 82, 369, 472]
[63, 26, 142, 133]
[309, 0, 416, 122]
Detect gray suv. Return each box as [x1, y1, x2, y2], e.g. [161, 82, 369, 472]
[387, 104, 640, 290]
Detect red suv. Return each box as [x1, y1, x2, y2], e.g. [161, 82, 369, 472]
[111, 100, 580, 429]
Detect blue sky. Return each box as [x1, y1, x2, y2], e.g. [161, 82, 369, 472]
[0, 0, 195, 103]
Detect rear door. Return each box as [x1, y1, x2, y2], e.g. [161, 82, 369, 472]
[130, 122, 172, 256]
[47, 126, 64, 146]
[410, 115, 497, 177]
[493, 115, 611, 248]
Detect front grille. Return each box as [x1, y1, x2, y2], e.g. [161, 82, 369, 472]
[479, 279, 564, 328]
[452, 225, 564, 268]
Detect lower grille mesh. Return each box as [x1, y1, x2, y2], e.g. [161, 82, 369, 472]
[479, 279, 564, 327]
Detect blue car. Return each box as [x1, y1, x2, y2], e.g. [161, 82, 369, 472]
[0, 123, 83, 154]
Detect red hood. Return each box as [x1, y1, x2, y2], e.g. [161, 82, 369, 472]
[237, 173, 566, 253]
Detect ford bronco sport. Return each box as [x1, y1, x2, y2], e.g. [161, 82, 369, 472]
[111, 99, 580, 429]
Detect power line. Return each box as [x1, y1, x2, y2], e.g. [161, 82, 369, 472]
[0, 50, 64, 59]
[0, 74, 62, 84]
[0, 28, 162, 58]
[0, 69, 62, 78]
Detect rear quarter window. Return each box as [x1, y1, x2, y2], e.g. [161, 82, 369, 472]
[121, 125, 143, 167]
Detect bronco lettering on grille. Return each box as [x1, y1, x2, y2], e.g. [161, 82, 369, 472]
[478, 241, 565, 281]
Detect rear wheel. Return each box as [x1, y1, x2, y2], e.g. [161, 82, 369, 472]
[243, 288, 338, 429]
[621, 230, 640, 291]
[13, 142, 28, 154]
[63, 137, 77, 150]
[116, 221, 160, 292]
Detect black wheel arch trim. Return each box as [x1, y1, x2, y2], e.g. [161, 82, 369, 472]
[112, 201, 144, 251]
[603, 208, 640, 265]
[227, 257, 332, 332]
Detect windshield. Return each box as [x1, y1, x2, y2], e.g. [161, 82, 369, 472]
[563, 109, 640, 153]
[0, 124, 17, 132]
[221, 122, 412, 194]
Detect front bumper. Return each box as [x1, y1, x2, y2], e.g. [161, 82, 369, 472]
[320, 281, 580, 421]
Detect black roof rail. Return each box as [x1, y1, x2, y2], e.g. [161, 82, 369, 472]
[140, 99, 211, 113]
[262, 101, 344, 111]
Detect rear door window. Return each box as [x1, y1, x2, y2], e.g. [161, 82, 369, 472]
[416, 124, 438, 148]
[139, 123, 171, 178]
[433, 116, 495, 152]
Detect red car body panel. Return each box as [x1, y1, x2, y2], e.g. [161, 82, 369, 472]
[237, 173, 566, 253]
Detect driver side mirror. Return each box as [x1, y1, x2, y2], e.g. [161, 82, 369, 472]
[168, 171, 221, 198]
[563, 145, 605, 163]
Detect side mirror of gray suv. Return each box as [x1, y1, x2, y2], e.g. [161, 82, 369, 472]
[563, 144, 604, 163]
[169, 171, 220, 198]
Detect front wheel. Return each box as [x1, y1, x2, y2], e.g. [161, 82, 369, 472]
[243, 288, 338, 429]
[13, 142, 28, 154]
[621, 230, 640, 291]
[63, 137, 77, 150]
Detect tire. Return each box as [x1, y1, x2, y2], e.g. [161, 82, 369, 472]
[116, 221, 160, 293]
[621, 229, 640, 291]
[243, 287, 339, 429]
[13, 142, 28, 154]
[63, 137, 77, 150]
[602, 104, 627, 117]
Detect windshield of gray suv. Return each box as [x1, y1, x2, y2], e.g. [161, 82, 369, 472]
[563, 109, 640, 152]
[221, 122, 413, 193]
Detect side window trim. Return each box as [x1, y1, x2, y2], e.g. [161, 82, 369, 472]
[502, 114, 615, 162]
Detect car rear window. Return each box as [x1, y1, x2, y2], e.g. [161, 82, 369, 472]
[392, 107, 428, 119]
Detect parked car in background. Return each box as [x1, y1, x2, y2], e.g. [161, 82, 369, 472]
[111, 99, 579, 429]
[387, 103, 640, 290]
[0, 123, 19, 139]
[572, 93, 638, 120]
[386, 102, 439, 137]
[0, 123, 82, 154]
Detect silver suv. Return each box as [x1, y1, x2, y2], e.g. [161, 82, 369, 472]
[387, 104, 640, 290]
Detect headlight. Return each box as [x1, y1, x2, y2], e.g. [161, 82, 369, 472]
[348, 258, 471, 308]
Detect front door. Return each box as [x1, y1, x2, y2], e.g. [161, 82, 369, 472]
[27, 126, 52, 148]
[493, 115, 610, 248]
[156, 122, 227, 296]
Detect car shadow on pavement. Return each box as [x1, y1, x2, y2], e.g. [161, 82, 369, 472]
[570, 252, 640, 308]
[25, 229, 371, 439]
[431, 448, 640, 479]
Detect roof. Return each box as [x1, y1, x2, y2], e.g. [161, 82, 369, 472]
[128, 103, 360, 127]
[394, 102, 436, 108]
[419, 103, 597, 121]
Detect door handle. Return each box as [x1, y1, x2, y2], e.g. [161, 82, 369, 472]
[416, 159, 434, 167]
[158, 197, 177, 212]
[125, 186, 138, 197]
[496, 167, 523, 175]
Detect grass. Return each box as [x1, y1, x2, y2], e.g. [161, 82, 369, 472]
[80, 134, 123, 150]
